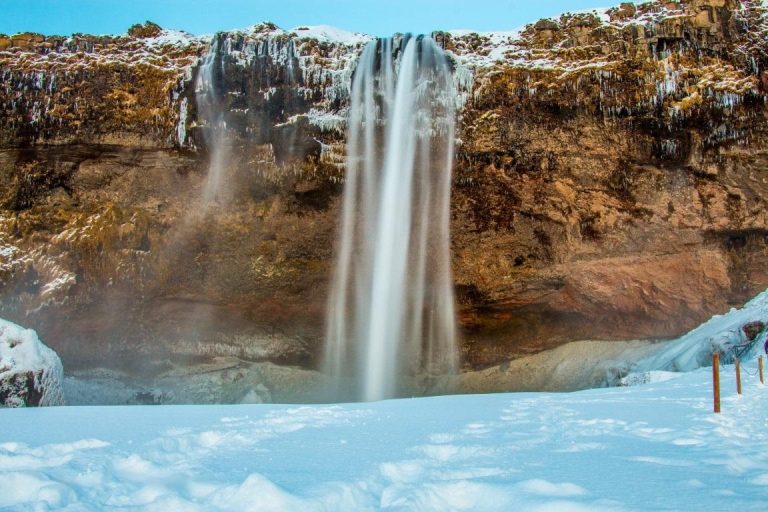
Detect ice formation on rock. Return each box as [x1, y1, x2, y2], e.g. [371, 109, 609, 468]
[0, 318, 64, 407]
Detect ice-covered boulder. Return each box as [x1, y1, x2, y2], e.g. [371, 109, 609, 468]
[0, 318, 64, 407]
[635, 289, 768, 373]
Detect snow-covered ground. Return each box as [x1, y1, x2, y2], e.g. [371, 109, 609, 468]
[1, 360, 767, 511]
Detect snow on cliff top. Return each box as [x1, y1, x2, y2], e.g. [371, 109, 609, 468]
[141, 29, 199, 48]
[289, 25, 373, 45]
[445, 29, 523, 65]
[236, 22, 371, 46]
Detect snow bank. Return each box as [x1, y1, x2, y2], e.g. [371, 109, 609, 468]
[0, 318, 64, 407]
[636, 289, 768, 373]
[619, 370, 683, 387]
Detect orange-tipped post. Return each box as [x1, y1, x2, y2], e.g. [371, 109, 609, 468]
[713, 352, 721, 413]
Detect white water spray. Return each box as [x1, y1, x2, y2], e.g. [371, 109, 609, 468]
[325, 35, 458, 401]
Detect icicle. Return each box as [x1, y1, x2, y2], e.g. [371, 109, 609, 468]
[176, 97, 188, 146]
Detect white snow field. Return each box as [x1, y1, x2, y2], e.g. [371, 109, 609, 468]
[1, 361, 767, 511]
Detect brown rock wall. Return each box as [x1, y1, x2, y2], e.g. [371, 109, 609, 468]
[1, 1, 768, 378]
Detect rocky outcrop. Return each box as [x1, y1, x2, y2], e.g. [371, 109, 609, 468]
[742, 320, 765, 340]
[0, 317, 64, 406]
[449, 0, 768, 366]
[1, 1, 768, 387]
[0, 28, 202, 148]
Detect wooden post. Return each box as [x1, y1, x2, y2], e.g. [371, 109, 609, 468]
[713, 352, 721, 413]
[735, 357, 742, 395]
[760, 356, 764, 385]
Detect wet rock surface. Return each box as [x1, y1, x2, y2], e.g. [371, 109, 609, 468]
[1, 1, 768, 391]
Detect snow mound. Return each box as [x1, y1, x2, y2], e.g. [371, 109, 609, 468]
[619, 370, 683, 387]
[0, 318, 64, 407]
[636, 289, 768, 372]
[142, 29, 200, 48]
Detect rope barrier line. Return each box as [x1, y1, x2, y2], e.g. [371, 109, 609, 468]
[743, 365, 760, 377]
[713, 350, 761, 375]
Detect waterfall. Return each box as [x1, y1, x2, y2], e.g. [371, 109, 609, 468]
[325, 35, 458, 402]
[196, 36, 230, 204]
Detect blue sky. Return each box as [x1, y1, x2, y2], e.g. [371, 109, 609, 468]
[0, 1, 614, 37]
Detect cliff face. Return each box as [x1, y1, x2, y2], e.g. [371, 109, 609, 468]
[1, 1, 767, 378]
[450, 0, 768, 365]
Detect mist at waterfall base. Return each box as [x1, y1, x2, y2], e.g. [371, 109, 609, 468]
[324, 35, 459, 402]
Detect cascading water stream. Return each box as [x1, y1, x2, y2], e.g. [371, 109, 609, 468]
[195, 36, 230, 204]
[325, 35, 458, 402]
[194, 33, 302, 204]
